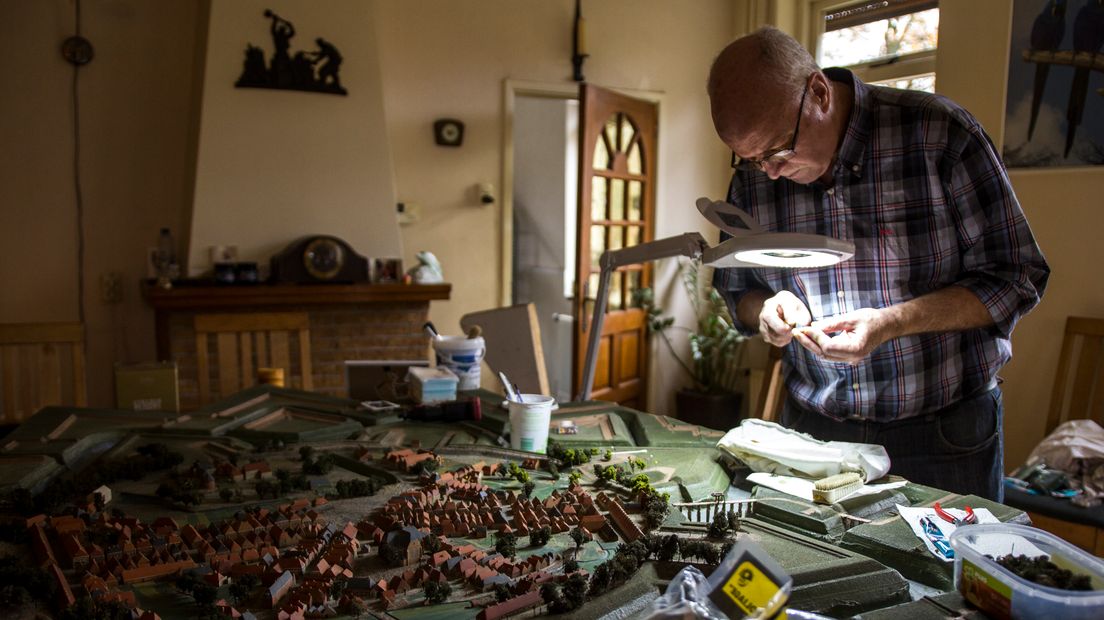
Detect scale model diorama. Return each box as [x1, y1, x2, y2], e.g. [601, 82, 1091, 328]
[0, 386, 1027, 619]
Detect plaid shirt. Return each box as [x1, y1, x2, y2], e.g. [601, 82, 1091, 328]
[714, 69, 1049, 422]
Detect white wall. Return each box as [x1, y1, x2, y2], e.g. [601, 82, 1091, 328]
[375, 0, 736, 413]
[937, 0, 1104, 467]
[189, 0, 400, 276]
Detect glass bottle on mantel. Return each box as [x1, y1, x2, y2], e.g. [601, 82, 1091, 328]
[153, 227, 177, 289]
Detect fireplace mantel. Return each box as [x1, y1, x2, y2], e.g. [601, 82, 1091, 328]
[142, 281, 450, 409]
[143, 281, 450, 309]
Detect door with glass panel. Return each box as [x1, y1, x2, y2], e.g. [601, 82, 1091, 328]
[573, 84, 657, 406]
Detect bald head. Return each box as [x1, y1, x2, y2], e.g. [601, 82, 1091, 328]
[708, 27, 820, 146]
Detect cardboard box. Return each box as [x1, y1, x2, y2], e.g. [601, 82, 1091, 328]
[115, 362, 179, 412]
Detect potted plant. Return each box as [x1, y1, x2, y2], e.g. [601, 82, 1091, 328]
[634, 260, 748, 429]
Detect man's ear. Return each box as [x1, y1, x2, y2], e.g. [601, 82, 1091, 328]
[810, 72, 832, 113]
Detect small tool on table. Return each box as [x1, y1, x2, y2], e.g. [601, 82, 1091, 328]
[498, 371, 523, 403]
[919, 515, 955, 559]
[934, 502, 977, 525]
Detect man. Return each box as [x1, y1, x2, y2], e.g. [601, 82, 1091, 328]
[708, 27, 1049, 501]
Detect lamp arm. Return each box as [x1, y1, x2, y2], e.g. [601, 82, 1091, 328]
[576, 233, 709, 402]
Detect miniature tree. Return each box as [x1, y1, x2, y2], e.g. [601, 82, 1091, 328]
[562, 573, 588, 610]
[563, 558, 579, 574]
[603, 449, 613, 462]
[569, 526, 588, 558]
[422, 534, 441, 554]
[588, 562, 612, 592]
[495, 532, 518, 558]
[643, 494, 670, 531]
[529, 525, 552, 547]
[331, 578, 348, 601]
[708, 511, 730, 539]
[219, 488, 233, 503]
[299, 446, 315, 462]
[568, 470, 582, 486]
[523, 481, 535, 498]
[727, 509, 741, 534]
[379, 543, 405, 567]
[548, 461, 560, 480]
[493, 582, 512, 602]
[424, 581, 451, 604]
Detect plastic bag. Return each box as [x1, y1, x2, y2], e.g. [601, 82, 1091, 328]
[717, 419, 890, 481]
[646, 565, 833, 619]
[646, 566, 727, 620]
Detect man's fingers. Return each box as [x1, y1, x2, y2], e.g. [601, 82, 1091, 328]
[781, 301, 812, 327]
[792, 329, 824, 356]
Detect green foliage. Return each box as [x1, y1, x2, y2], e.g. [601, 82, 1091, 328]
[643, 494, 671, 531]
[548, 442, 591, 467]
[493, 582, 512, 602]
[529, 525, 552, 548]
[424, 580, 451, 604]
[568, 471, 582, 486]
[504, 462, 530, 484]
[495, 532, 518, 558]
[412, 458, 439, 475]
[634, 259, 746, 394]
[603, 449, 613, 462]
[302, 452, 336, 475]
[522, 481, 535, 498]
[379, 543, 405, 567]
[332, 478, 378, 500]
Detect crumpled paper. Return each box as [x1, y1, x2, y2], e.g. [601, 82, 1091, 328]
[1026, 419, 1104, 506]
[717, 419, 891, 482]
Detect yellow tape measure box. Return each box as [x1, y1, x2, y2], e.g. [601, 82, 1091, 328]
[709, 539, 792, 619]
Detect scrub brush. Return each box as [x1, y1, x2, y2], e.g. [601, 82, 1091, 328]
[812, 472, 864, 504]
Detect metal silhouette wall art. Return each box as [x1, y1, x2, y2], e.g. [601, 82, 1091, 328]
[1004, 0, 1103, 167]
[236, 9, 347, 96]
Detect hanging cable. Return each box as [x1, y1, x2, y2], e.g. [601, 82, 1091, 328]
[71, 0, 87, 324]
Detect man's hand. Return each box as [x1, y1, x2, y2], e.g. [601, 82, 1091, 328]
[758, 291, 812, 346]
[792, 308, 895, 364]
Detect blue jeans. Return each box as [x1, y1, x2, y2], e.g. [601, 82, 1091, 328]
[780, 386, 1004, 502]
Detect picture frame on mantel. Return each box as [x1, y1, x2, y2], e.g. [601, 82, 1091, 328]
[1002, 0, 1103, 168]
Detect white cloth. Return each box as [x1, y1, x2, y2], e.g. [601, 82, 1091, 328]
[717, 418, 891, 481]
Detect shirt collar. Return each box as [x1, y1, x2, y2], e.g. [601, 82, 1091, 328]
[824, 67, 874, 179]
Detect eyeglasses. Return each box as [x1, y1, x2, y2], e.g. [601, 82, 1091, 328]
[731, 79, 810, 172]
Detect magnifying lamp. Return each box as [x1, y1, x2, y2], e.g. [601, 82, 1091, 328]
[575, 197, 855, 402]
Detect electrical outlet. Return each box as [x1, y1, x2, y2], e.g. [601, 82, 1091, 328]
[100, 272, 123, 304]
[397, 202, 421, 225]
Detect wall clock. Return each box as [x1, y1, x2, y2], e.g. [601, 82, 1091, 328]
[270, 235, 369, 283]
[433, 118, 464, 147]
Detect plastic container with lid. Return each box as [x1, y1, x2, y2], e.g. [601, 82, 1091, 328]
[949, 523, 1104, 620]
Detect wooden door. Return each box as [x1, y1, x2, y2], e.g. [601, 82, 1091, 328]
[573, 84, 657, 407]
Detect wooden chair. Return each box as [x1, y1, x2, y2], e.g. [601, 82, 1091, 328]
[1046, 316, 1104, 434]
[0, 322, 87, 423]
[754, 344, 786, 423]
[194, 312, 313, 405]
[460, 303, 550, 395]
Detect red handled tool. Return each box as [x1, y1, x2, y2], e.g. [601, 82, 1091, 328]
[934, 502, 976, 525]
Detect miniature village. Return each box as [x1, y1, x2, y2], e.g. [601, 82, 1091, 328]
[0, 386, 1031, 619]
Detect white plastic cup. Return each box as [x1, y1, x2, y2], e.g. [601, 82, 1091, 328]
[508, 395, 556, 454]
[432, 335, 485, 390]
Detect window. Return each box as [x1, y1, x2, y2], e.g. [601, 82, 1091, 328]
[812, 0, 939, 92]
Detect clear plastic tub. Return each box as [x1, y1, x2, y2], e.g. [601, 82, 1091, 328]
[949, 523, 1104, 619]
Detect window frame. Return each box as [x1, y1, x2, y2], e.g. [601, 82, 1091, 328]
[807, 0, 938, 89]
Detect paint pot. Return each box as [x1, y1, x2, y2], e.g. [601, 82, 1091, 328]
[432, 335, 485, 390]
[508, 394, 555, 453]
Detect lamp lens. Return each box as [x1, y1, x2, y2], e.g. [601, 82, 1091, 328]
[734, 249, 844, 268]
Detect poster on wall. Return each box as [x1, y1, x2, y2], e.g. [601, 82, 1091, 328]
[1003, 0, 1104, 168]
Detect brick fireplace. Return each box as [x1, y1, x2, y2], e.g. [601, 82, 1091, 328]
[143, 282, 450, 410]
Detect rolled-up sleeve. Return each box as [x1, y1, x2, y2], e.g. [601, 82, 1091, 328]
[945, 121, 1050, 338]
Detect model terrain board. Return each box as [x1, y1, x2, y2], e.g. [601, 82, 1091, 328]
[0, 386, 1025, 619]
